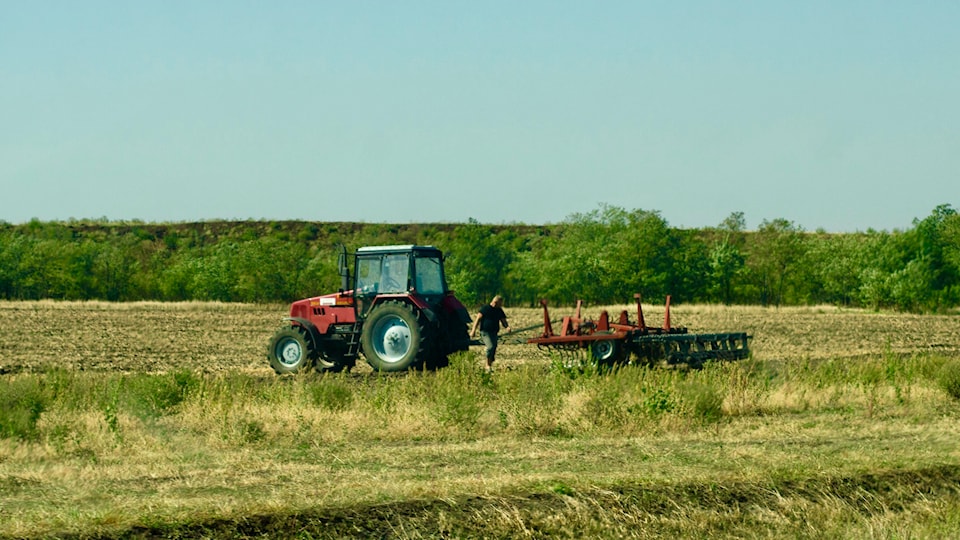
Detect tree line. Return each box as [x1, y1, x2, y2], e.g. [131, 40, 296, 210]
[1, 204, 958, 312]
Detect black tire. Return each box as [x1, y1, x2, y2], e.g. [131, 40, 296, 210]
[267, 326, 315, 375]
[361, 302, 425, 372]
[426, 310, 470, 370]
[421, 325, 447, 371]
[316, 353, 348, 373]
[591, 339, 624, 366]
[314, 336, 354, 373]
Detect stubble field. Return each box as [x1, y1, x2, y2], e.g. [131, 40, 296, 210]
[2, 300, 960, 539]
[2, 300, 958, 375]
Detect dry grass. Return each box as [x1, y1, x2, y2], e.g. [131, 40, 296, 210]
[1, 301, 960, 538]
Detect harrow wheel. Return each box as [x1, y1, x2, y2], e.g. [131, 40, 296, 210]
[590, 339, 624, 366]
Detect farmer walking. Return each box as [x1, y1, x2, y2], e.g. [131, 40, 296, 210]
[471, 295, 510, 372]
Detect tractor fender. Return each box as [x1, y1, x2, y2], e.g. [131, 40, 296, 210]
[284, 317, 324, 350]
[442, 294, 472, 325]
[406, 295, 434, 320]
[371, 296, 437, 323]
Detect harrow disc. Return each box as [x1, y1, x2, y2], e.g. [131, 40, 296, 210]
[634, 332, 750, 367]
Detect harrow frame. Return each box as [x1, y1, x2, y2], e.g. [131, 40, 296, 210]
[527, 294, 750, 369]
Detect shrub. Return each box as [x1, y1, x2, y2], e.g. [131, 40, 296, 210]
[430, 353, 488, 432]
[123, 370, 199, 420]
[496, 365, 570, 436]
[638, 387, 675, 417]
[432, 385, 483, 431]
[582, 384, 628, 429]
[938, 359, 960, 401]
[681, 381, 724, 424]
[310, 379, 354, 411]
[0, 377, 49, 441]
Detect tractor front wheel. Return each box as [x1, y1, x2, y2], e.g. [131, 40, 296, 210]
[267, 326, 315, 375]
[361, 302, 424, 372]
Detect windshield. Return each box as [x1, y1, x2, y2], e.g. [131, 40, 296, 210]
[355, 251, 444, 296]
[414, 255, 445, 295]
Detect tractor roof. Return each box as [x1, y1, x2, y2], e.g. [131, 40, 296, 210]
[356, 245, 441, 255]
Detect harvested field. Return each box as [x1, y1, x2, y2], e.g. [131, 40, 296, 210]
[0, 301, 279, 375]
[1, 301, 958, 374]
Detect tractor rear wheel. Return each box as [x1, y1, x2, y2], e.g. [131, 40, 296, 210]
[361, 302, 424, 372]
[267, 326, 315, 375]
[425, 310, 469, 370]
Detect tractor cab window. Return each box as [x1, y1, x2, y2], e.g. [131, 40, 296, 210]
[356, 257, 382, 295]
[379, 254, 409, 293]
[414, 255, 445, 295]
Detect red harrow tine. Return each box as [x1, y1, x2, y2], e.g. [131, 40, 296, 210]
[635, 293, 646, 330]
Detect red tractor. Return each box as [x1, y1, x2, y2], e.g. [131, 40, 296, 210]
[267, 245, 472, 374]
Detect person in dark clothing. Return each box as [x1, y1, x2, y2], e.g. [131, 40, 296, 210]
[470, 295, 510, 372]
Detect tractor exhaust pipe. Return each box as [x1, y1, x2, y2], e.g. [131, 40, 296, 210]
[336, 243, 350, 292]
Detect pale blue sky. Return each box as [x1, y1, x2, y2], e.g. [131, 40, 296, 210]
[2, 2, 957, 231]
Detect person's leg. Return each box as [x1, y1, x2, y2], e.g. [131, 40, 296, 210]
[487, 333, 498, 371]
[480, 331, 497, 371]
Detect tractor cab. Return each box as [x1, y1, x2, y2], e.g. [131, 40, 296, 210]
[348, 245, 450, 318]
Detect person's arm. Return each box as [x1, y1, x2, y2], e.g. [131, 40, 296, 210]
[470, 313, 482, 337]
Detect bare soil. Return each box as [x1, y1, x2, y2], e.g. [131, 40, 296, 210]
[2, 301, 958, 375]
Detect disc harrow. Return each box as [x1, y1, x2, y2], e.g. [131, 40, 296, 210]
[526, 294, 750, 369]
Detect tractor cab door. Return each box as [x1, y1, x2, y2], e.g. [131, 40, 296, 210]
[354, 253, 410, 318]
[355, 255, 380, 318]
[412, 252, 445, 296]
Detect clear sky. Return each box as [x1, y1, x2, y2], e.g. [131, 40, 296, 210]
[2, 2, 957, 232]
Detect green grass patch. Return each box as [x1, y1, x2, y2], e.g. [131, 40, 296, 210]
[2, 352, 960, 538]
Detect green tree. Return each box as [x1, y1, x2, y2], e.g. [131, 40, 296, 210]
[942, 212, 960, 298]
[804, 233, 870, 306]
[855, 205, 960, 312]
[707, 212, 747, 305]
[528, 207, 616, 305]
[189, 242, 240, 301]
[0, 235, 37, 298]
[910, 204, 960, 310]
[607, 208, 675, 302]
[663, 228, 711, 304]
[234, 237, 313, 302]
[520, 205, 676, 306]
[14, 239, 71, 299]
[91, 241, 140, 301]
[746, 218, 806, 307]
[444, 219, 515, 307]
